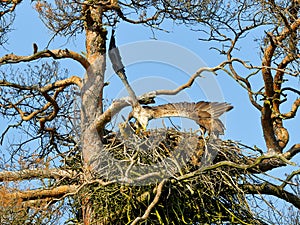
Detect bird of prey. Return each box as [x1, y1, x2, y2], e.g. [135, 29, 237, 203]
[107, 31, 233, 136]
[129, 101, 233, 136]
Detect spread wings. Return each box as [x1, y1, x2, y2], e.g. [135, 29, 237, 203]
[141, 101, 233, 135]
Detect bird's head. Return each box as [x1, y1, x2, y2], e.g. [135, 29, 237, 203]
[131, 106, 152, 132]
[136, 116, 149, 131]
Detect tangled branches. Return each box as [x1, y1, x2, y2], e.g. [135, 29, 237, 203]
[64, 127, 292, 224]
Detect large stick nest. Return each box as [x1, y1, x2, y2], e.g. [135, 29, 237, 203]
[71, 127, 268, 224]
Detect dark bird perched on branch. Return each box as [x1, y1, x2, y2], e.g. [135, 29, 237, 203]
[129, 101, 233, 136]
[33, 43, 38, 54]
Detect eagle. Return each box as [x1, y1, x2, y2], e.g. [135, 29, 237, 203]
[129, 101, 233, 136]
[108, 32, 233, 136]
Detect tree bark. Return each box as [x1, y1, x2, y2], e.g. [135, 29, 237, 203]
[80, 4, 107, 224]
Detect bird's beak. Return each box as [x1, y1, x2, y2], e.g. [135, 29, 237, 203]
[142, 124, 147, 131]
[135, 123, 147, 135]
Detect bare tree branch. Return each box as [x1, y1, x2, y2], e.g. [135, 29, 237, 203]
[243, 182, 300, 209]
[0, 168, 75, 182]
[283, 143, 300, 159]
[0, 0, 21, 17]
[1, 184, 78, 202]
[0, 49, 90, 69]
[281, 98, 300, 119]
[130, 179, 167, 225]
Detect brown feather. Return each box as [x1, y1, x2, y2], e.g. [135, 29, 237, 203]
[143, 101, 233, 135]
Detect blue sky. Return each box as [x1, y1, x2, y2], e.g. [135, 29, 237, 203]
[2, 1, 299, 154]
[2, 1, 300, 176]
[0, 1, 299, 222]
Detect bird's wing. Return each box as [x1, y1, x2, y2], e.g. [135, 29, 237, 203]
[151, 101, 232, 119]
[150, 102, 199, 120]
[195, 101, 233, 118]
[147, 101, 233, 135]
[196, 101, 233, 134]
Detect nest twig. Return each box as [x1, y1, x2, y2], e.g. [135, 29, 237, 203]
[68, 127, 268, 224]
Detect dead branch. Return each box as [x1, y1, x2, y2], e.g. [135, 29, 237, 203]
[280, 169, 300, 190]
[115, 4, 161, 24]
[0, 0, 21, 17]
[281, 98, 300, 119]
[153, 58, 259, 98]
[1, 184, 78, 202]
[21, 197, 53, 208]
[283, 143, 300, 159]
[0, 168, 75, 182]
[130, 179, 167, 225]
[0, 76, 81, 131]
[154, 66, 219, 96]
[242, 182, 300, 209]
[39, 88, 61, 130]
[0, 49, 90, 69]
[0, 75, 82, 90]
[176, 153, 294, 182]
[273, 54, 296, 110]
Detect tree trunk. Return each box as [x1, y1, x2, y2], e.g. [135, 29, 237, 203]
[80, 4, 107, 224]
